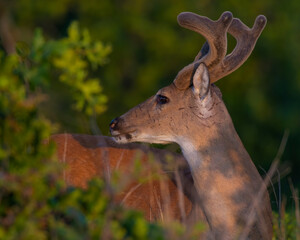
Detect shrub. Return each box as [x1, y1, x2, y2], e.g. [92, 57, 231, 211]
[0, 23, 168, 240]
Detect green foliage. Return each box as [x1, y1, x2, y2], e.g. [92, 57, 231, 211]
[272, 211, 299, 240]
[15, 22, 110, 116]
[0, 36, 166, 239]
[52, 22, 111, 115]
[0, 23, 138, 239]
[0, 51, 54, 172]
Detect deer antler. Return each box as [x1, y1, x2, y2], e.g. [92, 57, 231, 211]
[173, 12, 267, 89]
[174, 11, 233, 89]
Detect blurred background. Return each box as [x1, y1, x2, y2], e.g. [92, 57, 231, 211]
[1, 0, 299, 209]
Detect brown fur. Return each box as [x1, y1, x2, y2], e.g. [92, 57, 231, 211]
[51, 134, 205, 223]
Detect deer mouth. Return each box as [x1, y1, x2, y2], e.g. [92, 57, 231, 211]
[111, 130, 137, 143]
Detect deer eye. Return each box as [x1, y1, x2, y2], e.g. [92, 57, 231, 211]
[156, 95, 169, 105]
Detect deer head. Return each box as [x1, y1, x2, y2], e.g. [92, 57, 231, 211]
[109, 11, 266, 150]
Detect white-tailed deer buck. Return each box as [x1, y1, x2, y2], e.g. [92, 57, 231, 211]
[52, 11, 272, 239]
[109, 11, 272, 239]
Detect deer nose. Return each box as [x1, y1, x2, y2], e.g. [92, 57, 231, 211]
[109, 117, 120, 131]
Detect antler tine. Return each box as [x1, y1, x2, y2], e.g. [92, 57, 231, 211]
[210, 15, 267, 82]
[174, 11, 233, 90]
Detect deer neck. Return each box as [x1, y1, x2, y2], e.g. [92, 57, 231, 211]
[178, 120, 262, 237]
[180, 120, 250, 170]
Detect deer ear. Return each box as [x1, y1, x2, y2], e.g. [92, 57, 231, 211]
[192, 63, 210, 99]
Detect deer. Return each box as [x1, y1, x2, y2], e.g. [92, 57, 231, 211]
[109, 11, 272, 239]
[51, 11, 272, 239]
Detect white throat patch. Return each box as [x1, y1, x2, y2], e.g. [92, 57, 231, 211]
[177, 138, 202, 170]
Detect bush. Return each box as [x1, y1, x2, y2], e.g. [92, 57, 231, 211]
[0, 23, 169, 240]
